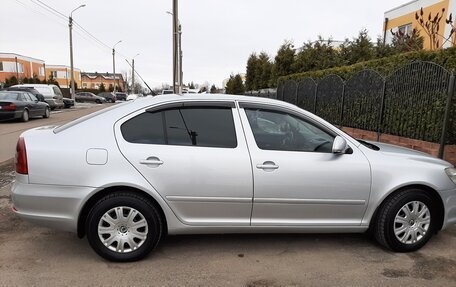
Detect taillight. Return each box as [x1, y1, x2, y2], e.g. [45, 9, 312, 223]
[15, 137, 28, 174]
[4, 103, 16, 111]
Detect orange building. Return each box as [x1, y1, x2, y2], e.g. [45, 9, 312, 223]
[384, 0, 455, 49]
[45, 65, 82, 88]
[81, 72, 125, 91]
[0, 53, 45, 84]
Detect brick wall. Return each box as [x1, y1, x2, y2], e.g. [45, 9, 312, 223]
[341, 127, 456, 165]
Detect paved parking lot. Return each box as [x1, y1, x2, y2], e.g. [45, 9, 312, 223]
[0, 103, 110, 163]
[0, 103, 455, 286]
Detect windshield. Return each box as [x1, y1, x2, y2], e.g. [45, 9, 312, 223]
[0, 92, 20, 100]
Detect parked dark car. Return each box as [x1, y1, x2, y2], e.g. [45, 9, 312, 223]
[115, 92, 127, 101]
[76, 92, 106, 104]
[0, 91, 50, 122]
[98, 92, 116, 103]
[7, 86, 46, 103]
[63, 98, 75, 108]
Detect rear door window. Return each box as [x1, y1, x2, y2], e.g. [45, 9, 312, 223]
[121, 106, 237, 148]
[165, 107, 237, 148]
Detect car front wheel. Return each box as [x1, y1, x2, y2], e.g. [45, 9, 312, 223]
[86, 192, 163, 262]
[374, 188, 436, 252]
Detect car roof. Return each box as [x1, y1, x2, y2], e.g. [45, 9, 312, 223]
[13, 84, 56, 87]
[123, 94, 295, 112]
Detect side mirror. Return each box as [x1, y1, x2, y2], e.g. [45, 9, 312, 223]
[332, 136, 348, 154]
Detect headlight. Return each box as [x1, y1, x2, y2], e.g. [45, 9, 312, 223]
[445, 167, 456, 184]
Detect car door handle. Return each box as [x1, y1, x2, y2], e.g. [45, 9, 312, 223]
[140, 157, 164, 167]
[256, 161, 279, 170]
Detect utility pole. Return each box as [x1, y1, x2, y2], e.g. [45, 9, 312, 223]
[168, 3, 182, 94]
[132, 53, 140, 94]
[69, 4, 85, 100]
[172, 0, 179, 94]
[178, 23, 183, 93]
[112, 40, 122, 93]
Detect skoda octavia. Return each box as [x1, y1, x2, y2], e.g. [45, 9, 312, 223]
[12, 94, 456, 261]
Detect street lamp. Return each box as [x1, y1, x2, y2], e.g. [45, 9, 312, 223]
[112, 40, 122, 93]
[132, 53, 140, 93]
[69, 4, 86, 100]
[166, 7, 183, 94]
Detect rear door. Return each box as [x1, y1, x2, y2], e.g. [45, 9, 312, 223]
[115, 101, 254, 226]
[27, 93, 43, 116]
[21, 93, 37, 116]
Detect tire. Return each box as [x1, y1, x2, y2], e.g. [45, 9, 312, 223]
[86, 192, 163, 262]
[374, 188, 436, 252]
[111, 99, 115, 103]
[95, 100, 101, 104]
[21, 109, 29, 122]
[43, 107, 50, 118]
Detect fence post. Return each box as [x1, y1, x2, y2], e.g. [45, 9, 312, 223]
[377, 80, 387, 142]
[439, 74, 455, 159]
[339, 84, 345, 126]
[313, 84, 318, 114]
[292, 81, 299, 106]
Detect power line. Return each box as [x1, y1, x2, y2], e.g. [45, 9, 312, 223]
[34, 0, 66, 18]
[15, 0, 68, 27]
[14, 0, 132, 71]
[73, 21, 112, 50]
[29, 0, 67, 21]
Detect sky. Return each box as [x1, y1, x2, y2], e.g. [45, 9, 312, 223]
[1, 0, 406, 89]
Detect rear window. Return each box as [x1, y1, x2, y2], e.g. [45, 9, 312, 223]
[54, 103, 128, 133]
[53, 87, 63, 96]
[0, 92, 20, 100]
[33, 86, 52, 96]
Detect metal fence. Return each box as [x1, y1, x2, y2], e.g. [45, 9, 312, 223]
[271, 61, 455, 158]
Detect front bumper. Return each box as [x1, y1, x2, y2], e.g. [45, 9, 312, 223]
[11, 179, 94, 233]
[440, 187, 456, 229]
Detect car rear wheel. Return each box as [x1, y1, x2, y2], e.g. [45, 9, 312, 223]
[21, 109, 29, 122]
[43, 107, 50, 118]
[374, 188, 436, 252]
[86, 192, 163, 262]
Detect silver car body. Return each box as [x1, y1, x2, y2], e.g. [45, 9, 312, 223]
[11, 94, 456, 236]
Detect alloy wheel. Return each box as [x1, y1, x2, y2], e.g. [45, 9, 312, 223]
[98, 206, 148, 253]
[393, 201, 431, 244]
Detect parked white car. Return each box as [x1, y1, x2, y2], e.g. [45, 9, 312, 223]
[12, 94, 456, 262]
[12, 84, 64, 110]
[126, 94, 142, 101]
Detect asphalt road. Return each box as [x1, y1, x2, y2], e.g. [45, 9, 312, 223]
[0, 103, 109, 164]
[0, 103, 455, 286]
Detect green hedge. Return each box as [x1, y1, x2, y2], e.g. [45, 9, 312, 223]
[278, 47, 456, 83]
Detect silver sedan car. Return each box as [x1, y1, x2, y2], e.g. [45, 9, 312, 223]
[12, 94, 456, 262]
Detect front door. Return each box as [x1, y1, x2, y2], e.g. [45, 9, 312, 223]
[239, 105, 371, 226]
[115, 101, 253, 226]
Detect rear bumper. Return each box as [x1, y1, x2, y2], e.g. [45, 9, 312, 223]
[63, 99, 75, 108]
[0, 110, 21, 121]
[45, 99, 64, 109]
[11, 180, 94, 233]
